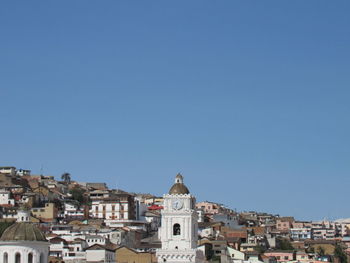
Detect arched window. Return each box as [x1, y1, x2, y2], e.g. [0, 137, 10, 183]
[28, 252, 33, 263]
[3, 252, 8, 263]
[40, 253, 45, 263]
[15, 253, 21, 263]
[173, 223, 180, 235]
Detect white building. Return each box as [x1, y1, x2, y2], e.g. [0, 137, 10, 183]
[144, 210, 161, 231]
[156, 174, 204, 263]
[0, 209, 49, 263]
[290, 228, 312, 240]
[312, 228, 336, 240]
[49, 237, 69, 259]
[198, 226, 215, 239]
[63, 202, 85, 219]
[16, 169, 31, 176]
[0, 189, 15, 206]
[63, 238, 87, 263]
[196, 209, 205, 223]
[90, 199, 130, 220]
[85, 244, 115, 263]
[85, 235, 106, 246]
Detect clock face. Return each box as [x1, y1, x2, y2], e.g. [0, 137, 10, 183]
[172, 199, 183, 210]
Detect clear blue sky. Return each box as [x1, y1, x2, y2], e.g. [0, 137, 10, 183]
[1, 1, 349, 221]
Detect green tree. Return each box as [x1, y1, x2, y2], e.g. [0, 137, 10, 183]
[69, 187, 87, 204]
[277, 237, 294, 250]
[61, 172, 71, 184]
[334, 244, 347, 263]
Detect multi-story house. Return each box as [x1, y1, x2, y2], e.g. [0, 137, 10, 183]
[0, 189, 15, 206]
[16, 168, 31, 176]
[196, 201, 231, 215]
[85, 235, 106, 246]
[213, 213, 239, 229]
[64, 238, 87, 262]
[144, 210, 161, 231]
[62, 201, 85, 220]
[96, 228, 128, 246]
[51, 224, 74, 235]
[264, 251, 295, 262]
[88, 189, 110, 200]
[257, 213, 276, 225]
[334, 221, 349, 237]
[290, 228, 312, 240]
[49, 236, 69, 259]
[31, 202, 58, 222]
[90, 193, 137, 227]
[312, 228, 336, 240]
[0, 166, 16, 176]
[276, 217, 295, 232]
[85, 244, 115, 263]
[292, 221, 312, 229]
[311, 220, 334, 229]
[295, 251, 314, 262]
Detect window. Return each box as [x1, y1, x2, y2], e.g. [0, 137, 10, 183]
[3, 252, 8, 263]
[15, 253, 21, 263]
[28, 253, 33, 263]
[40, 253, 45, 263]
[173, 223, 180, 235]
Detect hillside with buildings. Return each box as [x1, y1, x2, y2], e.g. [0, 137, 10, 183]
[0, 166, 349, 263]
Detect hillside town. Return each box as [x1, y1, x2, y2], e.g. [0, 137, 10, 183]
[0, 166, 349, 263]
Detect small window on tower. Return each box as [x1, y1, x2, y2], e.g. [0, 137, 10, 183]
[173, 223, 181, 235]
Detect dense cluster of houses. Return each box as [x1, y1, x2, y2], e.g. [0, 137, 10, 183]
[0, 166, 349, 263]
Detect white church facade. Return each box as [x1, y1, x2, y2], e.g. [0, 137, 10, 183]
[156, 174, 204, 263]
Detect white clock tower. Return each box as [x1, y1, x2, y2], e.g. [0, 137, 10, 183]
[156, 174, 204, 263]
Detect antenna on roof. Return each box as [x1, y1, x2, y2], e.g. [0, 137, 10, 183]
[40, 164, 44, 176]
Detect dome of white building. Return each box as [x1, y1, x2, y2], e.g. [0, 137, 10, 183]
[0, 209, 49, 263]
[168, 173, 190, 195]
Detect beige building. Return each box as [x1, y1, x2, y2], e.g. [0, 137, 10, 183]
[276, 217, 295, 232]
[116, 246, 157, 263]
[31, 203, 57, 222]
[0, 166, 16, 176]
